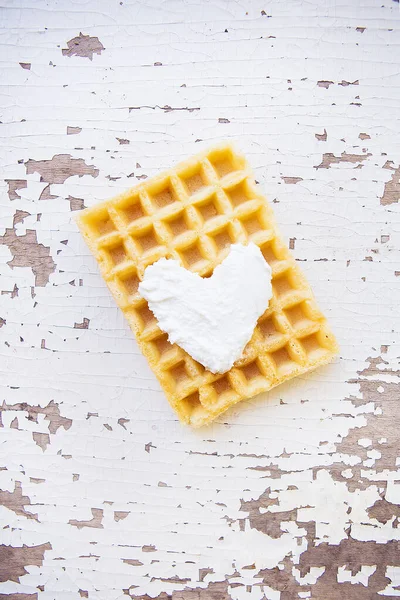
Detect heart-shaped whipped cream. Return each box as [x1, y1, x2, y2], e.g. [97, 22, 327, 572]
[138, 243, 272, 373]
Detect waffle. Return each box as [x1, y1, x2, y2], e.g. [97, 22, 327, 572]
[77, 143, 338, 427]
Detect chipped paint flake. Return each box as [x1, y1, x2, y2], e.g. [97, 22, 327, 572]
[0, 228, 56, 286]
[5, 179, 27, 201]
[314, 151, 372, 169]
[32, 432, 50, 451]
[0, 543, 51, 583]
[68, 195, 86, 211]
[0, 481, 38, 521]
[381, 163, 400, 205]
[114, 511, 130, 522]
[281, 176, 303, 184]
[69, 508, 104, 529]
[38, 184, 57, 200]
[13, 210, 30, 225]
[67, 126, 82, 135]
[1, 400, 72, 434]
[338, 79, 359, 86]
[26, 154, 98, 184]
[74, 317, 90, 329]
[62, 32, 105, 60]
[315, 129, 327, 141]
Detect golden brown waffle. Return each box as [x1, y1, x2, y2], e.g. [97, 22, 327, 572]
[77, 143, 338, 427]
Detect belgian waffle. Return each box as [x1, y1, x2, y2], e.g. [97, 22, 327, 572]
[77, 143, 338, 426]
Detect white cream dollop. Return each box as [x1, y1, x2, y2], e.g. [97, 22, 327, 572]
[138, 243, 272, 374]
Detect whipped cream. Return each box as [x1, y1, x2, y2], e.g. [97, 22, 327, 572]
[138, 243, 272, 374]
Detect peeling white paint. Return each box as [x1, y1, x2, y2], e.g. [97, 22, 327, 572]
[337, 565, 376, 586]
[0, 0, 399, 598]
[292, 566, 325, 585]
[358, 438, 372, 448]
[381, 568, 400, 597]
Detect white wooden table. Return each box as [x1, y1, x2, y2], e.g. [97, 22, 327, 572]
[1, 1, 399, 598]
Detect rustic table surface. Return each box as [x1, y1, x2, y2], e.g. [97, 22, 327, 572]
[1, 1, 399, 599]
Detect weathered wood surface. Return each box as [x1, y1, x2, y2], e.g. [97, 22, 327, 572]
[0, 0, 399, 598]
